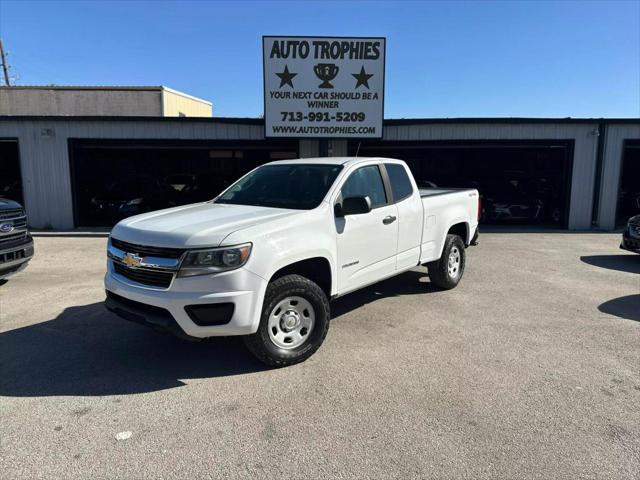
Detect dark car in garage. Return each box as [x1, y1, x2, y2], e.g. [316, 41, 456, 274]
[477, 176, 563, 225]
[620, 215, 640, 253]
[91, 175, 177, 222]
[480, 178, 544, 223]
[163, 173, 231, 205]
[617, 188, 640, 221]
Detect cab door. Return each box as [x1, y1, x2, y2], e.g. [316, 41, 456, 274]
[335, 164, 398, 294]
[384, 163, 423, 271]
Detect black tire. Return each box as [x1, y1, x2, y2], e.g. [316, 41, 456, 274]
[427, 234, 466, 290]
[244, 274, 330, 367]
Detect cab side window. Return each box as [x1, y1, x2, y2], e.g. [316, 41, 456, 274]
[341, 165, 388, 208]
[385, 163, 414, 202]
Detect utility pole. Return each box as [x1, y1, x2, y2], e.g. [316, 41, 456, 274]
[0, 39, 11, 86]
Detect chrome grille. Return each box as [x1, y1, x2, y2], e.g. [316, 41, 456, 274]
[0, 209, 24, 221]
[112, 262, 174, 288]
[0, 232, 29, 249]
[11, 217, 27, 229]
[109, 238, 181, 288]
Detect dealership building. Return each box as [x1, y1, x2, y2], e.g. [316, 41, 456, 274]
[0, 87, 638, 231]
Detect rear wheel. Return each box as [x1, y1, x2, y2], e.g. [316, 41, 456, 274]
[244, 274, 330, 367]
[427, 234, 466, 290]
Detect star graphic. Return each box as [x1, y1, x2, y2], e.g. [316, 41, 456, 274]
[352, 66, 374, 89]
[276, 65, 297, 88]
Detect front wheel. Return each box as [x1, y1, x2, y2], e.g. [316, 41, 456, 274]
[427, 234, 466, 290]
[244, 274, 330, 367]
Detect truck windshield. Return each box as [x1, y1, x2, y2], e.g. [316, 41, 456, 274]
[215, 164, 343, 210]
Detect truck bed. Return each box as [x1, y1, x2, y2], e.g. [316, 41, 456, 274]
[419, 187, 476, 198]
[418, 187, 480, 264]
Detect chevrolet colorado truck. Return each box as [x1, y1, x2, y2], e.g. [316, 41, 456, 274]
[105, 157, 479, 366]
[0, 199, 34, 281]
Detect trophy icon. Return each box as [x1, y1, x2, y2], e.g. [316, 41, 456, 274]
[314, 63, 339, 89]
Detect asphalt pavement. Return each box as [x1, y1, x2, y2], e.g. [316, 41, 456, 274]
[0, 232, 638, 479]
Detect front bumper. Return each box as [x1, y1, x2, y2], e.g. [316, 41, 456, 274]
[105, 290, 199, 341]
[620, 227, 640, 253]
[104, 261, 268, 338]
[0, 240, 34, 280]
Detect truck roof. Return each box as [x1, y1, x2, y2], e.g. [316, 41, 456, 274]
[268, 156, 405, 167]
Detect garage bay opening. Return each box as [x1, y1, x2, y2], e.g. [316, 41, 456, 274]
[616, 140, 640, 227]
[69, 139, 298, 227]
[350, 140, 573, 228]
[0, 139, 23, 205]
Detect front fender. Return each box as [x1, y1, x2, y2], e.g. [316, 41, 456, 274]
[222, 207, 338, 296]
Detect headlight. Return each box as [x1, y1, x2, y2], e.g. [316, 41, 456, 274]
[178, 243, 252, 277]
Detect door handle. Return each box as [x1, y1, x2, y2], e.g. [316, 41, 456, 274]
[382, 215, 397, 225]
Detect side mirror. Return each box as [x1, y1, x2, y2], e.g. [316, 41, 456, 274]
[339, 196, 372, 216]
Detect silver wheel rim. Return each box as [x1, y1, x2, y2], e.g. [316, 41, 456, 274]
[267, 296, 315, 350]
[448, 246, 461, 278]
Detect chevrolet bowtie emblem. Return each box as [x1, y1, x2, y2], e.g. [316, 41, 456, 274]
[122, 252, 143, 268]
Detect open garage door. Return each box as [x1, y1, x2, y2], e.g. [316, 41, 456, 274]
[70, 139, 299, 227]
[349, 140, 573, 228]
[0, 139, 23, 205]
[616, 140, 640, 227]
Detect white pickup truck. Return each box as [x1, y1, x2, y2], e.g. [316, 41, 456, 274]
[105, 157, 479, 366]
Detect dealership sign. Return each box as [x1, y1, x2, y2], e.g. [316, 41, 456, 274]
[263, 36, 385, 138]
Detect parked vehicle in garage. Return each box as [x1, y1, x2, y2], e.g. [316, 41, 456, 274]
[0, 199, 34, 281]
[480, 178, 545, 223]
[104, 157, 480, 366]
[620, 215, 640, 253]
[164, 173, 197, 194]
[163, 173, 232, 205]
[91, 176, 177, 222]
[533, 177, 563, 224]
[417, 180, 438, 188]
[617, 188, 640, 221]
[192, 173, 234, 200]
[0, 179, 23, 203]
[482, 197, 545, 223]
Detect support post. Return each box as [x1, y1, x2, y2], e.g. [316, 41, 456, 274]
[318, 139, 329, 157]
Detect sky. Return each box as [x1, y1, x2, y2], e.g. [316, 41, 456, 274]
[0, 0, 638, 118]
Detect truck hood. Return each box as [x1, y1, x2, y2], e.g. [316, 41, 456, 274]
[110, 202, 298, 248]
[0, 198, 24, 210]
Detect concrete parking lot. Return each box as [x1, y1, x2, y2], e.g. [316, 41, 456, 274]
[0, 232, 638, 479]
